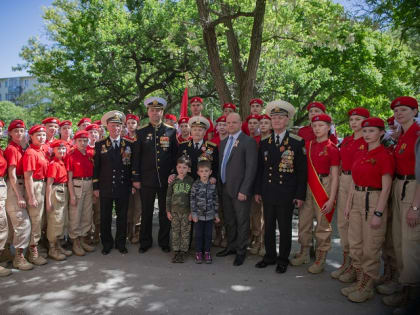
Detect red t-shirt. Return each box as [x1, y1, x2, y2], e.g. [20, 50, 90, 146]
[309, 139, 340, 175]
[340, 135, 367, 171]
[352, 145, 394, 188]
[4, 141, 24, 176]
[66, 148, 94, 178]
[298, 125, 338, 145]
[393, 122, 420, 175]
[23, 144, 49, 180]
[47, 157, 68, 183]
[0, 150, 7, 178]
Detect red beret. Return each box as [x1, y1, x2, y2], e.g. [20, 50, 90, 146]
[164, 114, 177, 122]
[246, 114, 260, 122]
[8, 119, 25, 132]
[85, 124, 99, 132]
[362, 117, 385, 129]
[0, 120, 4, 128]
[126, 114, 139, 122]
[259, 114, 271, 121]
[29, 124, 46, 135]
[59, 120, 72, 127]
[249, 98, 263, 106]
[77, 118, 92, 127]
[42, 117, 60, 125]
[307, 102, 326, 112]
[390, 96, 418, 110]
[94, 120, 102, 126]
[387, 116, 395, 126]
[223, 103, 237, 111]
[50, 140, 67, 148]
[216, 115, 227, 123]
[348, 107, 370, 118]
[189, 97, 203, 104]
[73, 130, 89, 139]
[178, 117, 189, 124]
[311, 114, 331, 123]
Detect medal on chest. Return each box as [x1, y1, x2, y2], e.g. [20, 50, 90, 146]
[160, 136, 169, 149]
[279, 147, 294, 173]
[398, 143, 407, 154]
[122, 145, 131, 165]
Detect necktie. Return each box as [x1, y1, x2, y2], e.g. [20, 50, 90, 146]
[195, 143, 199, 150]
[221, 136, 234, 183]
[276, 135, 280, 145]
[113, 140, 119, 149]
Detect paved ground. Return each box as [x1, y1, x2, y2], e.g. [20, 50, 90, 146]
[0, 214, 393, 315]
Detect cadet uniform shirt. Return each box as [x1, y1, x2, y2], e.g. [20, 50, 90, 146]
[4, 142, 24, 176]
[309, 139, 340, 175]
[66, 149, 94, 177]
[298, 125, 338, 144]
[340, 135, 367, 172]
[47, 157, 68, 183]
[351, 145, 394, 188]
[393, 122, 420, 175]
[23, 144, 49, 180]
[0, 150, 7, 177]
[166, 175, 194, 215]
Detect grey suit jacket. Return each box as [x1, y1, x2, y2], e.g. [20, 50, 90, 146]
[219, 132, 258, 199]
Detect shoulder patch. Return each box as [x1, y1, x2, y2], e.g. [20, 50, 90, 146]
[205, 141, 217, 147]
[289, 133, 303, 141]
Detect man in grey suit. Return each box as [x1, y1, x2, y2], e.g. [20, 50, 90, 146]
[216, 113, 258, 266]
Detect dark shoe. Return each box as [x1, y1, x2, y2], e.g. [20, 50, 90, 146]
[161, 246, 170, 253]
[101, 247, 111, 255]
[171, 252, 179, 263]
[276, 263, 288, 274]
[195, 252, 203, 264]
[255, 260, 275, 269]
[118, 246, 128, 254]
[205, 251, 212, 264]
[233, 254, 246, 266]
[138, 246, 149, 254]
[216, 248, 236, 257]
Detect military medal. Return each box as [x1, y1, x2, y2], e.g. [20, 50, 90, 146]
[122, 146, 131, 165]
[234, 140, 239, 147]
[146, 133, 153, 141]
[160, 136, 169, 148]
[399, 143, 407, 154]
[279, 146, 285, 152]
[101, 144, 108, 154]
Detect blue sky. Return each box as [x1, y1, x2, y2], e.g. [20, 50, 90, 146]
[0, 0, 360, 78]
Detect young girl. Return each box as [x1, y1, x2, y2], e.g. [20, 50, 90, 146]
[331, 107, 369, 280]
[45, 140, 70, 261]
[23, 124, 49, 266]
[342, 117, 394, 303]
[291, 114, 339, 274]
[4, 120, 33, 270]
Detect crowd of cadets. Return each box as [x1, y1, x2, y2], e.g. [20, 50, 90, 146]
[0, 95, 418, 311]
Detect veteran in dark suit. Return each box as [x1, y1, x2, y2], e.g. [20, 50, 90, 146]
[216, 113, 258, 266]
[254, 100, 307, 273]
[132, 97, 178, 253]
[93, 111, 134, 255]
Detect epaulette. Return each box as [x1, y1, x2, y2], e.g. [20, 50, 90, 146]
[261, 134, 271, 141]
[180, 140, 190, 144]
[205, 140, 217, 147]
[164, 123, 174, 129]
[139, 125, 148, 130]
[289, 133, 303, 141]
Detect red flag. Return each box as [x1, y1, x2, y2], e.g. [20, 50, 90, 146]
[180, 87, 188, 117]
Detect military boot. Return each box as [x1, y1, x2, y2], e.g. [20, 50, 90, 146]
[48, 242, 66, 261]
[80, 236, 95, 252]
[331, 251, 351, 279]
[93, 224, 100, 245]
[72, 238, 85, 256]
[382, 286, 410, 307]
[348, 273, 375, 303]
[339, 264, 357, 283]
[376, 259, 392, 287]
[290, 247, 310, 266]
[377, 267, 402, 295]
[131, 224, 140, 244]
[0, 265, 11, 277]
[57, 240, 72, 257]
[28, 245, 48, 265]
[341, 268, 363, 296]
[308, 250, 327, 274]
[13, 248, 33, 270]
[0, 244, 13, 265]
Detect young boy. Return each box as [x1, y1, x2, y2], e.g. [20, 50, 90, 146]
[190, 159, 220, 264]
[166, 156, 194, 263]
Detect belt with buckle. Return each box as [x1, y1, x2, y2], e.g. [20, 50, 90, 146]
[355, 185, 381, 192]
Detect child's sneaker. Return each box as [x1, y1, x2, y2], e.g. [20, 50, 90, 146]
[205, 251, 212, 264]
[177, 252, 185, 263]
[172, 251, 179, 263]
[195, 252, 203, 264]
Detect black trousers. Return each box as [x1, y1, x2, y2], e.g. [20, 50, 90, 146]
[222, 186, 251, 256]
[263, 198, 294, 265]
[195, 220, 213, 252]
[139, 185, 170, 249]
[100, 194, 129, 250]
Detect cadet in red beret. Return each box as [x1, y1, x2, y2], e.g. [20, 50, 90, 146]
[92, 120, 106, 140]
[45, 140, 71, 261]
[188, 97, 214, 141]
[259, 114, 272, 140]
[342, 117, 394, 303]
[246, 114, 261, 144]
[164, 114, 177, 127]
[177, 117, 191, 144]
[4, 120, 33, 271]
[23, 124, 49, 266]
[242, 98, 264, 136]
[77, 118, 92, 131]
[384, 96, 420, 307]
[291, 114, 340, 274]
[211, 116, 228, 147]
[66, 130, 95, 256]
[298, 102, 338, 144]
[58, 120, 73, 151]
[222, 103, 237, 116]
[42, 117, 60, 160]
[332, 107, 369, 280]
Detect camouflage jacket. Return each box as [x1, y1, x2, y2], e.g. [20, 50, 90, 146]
[166, 175, 194, 215]
[190, 180, 219, 221]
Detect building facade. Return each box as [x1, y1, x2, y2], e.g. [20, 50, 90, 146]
[0, 76, 38, 103]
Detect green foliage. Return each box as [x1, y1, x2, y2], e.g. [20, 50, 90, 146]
[0, 101, 27, 125]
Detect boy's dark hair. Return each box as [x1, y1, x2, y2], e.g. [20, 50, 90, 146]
[177, 155, 191, 168]
[197, 160, 211, 170]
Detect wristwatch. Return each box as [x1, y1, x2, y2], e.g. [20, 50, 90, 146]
[373, 211, 383, 217]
